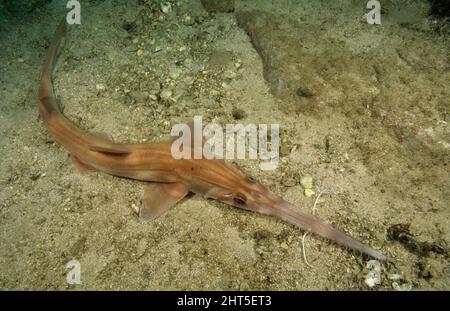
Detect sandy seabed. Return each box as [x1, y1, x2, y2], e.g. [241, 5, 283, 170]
[0, 0, 448, 290]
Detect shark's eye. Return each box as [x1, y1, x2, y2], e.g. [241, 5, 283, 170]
[233, 195, 247, 205]
[246, 176, 256, 183]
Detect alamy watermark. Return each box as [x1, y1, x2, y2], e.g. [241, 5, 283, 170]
[66, 259, 81, 285]
[66, 0, 81, 25]
[171, 116, 280, 170]
[366, 0, 381, 25]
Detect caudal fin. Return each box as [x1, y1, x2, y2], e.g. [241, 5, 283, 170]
[38, 19, 68, 118]
[42, 19, 67, 79]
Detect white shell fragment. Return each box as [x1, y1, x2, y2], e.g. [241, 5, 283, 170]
[96, 84, 106, 91]
[364, 260, 381, 288]
[131, 203, 140, 215]
[392, 282, 413, 291]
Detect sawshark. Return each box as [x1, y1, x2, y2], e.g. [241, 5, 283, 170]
[38, 20, 386, 261]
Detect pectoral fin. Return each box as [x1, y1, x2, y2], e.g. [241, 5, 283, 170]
[140, 182, 189, 222]
[92, 132, 114, 143]
[70, 154, 97, 173]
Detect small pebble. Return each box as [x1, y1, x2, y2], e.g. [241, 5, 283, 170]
[160, 89, 172, 100]
[392, 282, 412, 291]
[224, 70, 237, 79]
[124, 45, 138, 52]
[183, 58, 193, 68]
[96, 84, 106, 91]
[232, 108, 247, 120]
[304, 188, 315, 197]
[148, 81, 161, 95]
[296, 87, 313, 98]
[130, 91, 148, 104]
[131, 204, 139, 215]
[183, 14, 194, 26]
[136, 239, 148, 258]
[281, 174, 296, 187]
[365, 274, 380, 288]
[179, 96, 194, 107]
[169, 67, 183, 80]
[160, 2, 172, 14]
[388, 274, 403, 281]
[300, 175, 313, 189]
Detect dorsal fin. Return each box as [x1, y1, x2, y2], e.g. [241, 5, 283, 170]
[87, 132, 131, 154]
[92, 132, 114, 143]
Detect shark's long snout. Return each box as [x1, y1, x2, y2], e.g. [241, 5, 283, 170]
[269, 199, 386, 261]
[235, 183, 387, 261]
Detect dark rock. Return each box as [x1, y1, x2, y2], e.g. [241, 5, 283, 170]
[296, 87, 313, 98]
[122, 21, 137, 34]
[417, 260, 435, 280]
[253, 229, 272, 242]
[3, 0, 49, 14]
[236, 10, 311, 112]
[428, 0, 450, 18]
[232, 108, 247, 120]
[201, 0, 235, 13]
[387, 224, 447, 257]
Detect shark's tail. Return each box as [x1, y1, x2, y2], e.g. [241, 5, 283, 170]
[38, 19, 67, 118]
